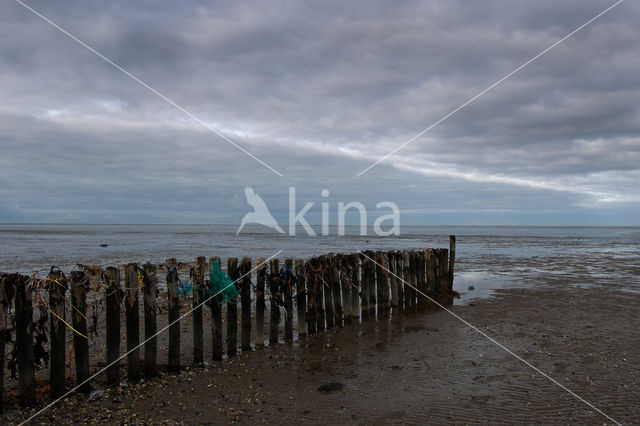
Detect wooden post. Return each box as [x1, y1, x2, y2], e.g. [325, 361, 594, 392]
[375, 251, 390, 315]
[439, 248, 450, 301]
[143, 263, 157, 377]
[425, 249, 436, 294]
[0, 275, 9, 413]
[227, 258, 239, 356]
[449, 235, 456, 290]
[70, 270, 90, 393]
[294, 259, 307, 336]
[124, 263, 140, 379]
[209, 256, 223, 361]
[269, 258, 280, 344]
[14, 274, 36, 405]
[193, 257, 206, 364]
[284, 259, 294, 341]
[329, 255, 343, 327]
[240, 257, 252, 351]
[314, 257, 326, 332]
[165, 259, 181, 371]
[322, 256, 335, 330]
[255, 257, 267, 347]
[49, 269, 67, 398]
[416, 250, 428, 310]
[105, 266, 121, 384]
[395, 252, 404, 312]
[388, 251, 398, 308]
[305, 259, 317, 335]
[337, 255, 352, 324]
[362, 251, 377, 318]
[349, 254, 361, 322]
[403, 251, 414, 311]
[360, 253, 371, 319]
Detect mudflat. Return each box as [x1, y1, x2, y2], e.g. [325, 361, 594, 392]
[9, 281, 638, 425]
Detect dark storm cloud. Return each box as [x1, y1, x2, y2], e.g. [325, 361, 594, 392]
[0, 0, 638, 224]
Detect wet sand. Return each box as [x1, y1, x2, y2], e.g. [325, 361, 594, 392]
[6, 280, 639, 425]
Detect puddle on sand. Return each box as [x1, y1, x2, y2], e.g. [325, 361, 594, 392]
[453, 270, 522, 305]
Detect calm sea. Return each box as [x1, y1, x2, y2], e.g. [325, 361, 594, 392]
[1, 224, 638, 301]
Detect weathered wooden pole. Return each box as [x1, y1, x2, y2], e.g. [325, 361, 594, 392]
[359, 253, 371, 319]
[227, 257, 239, 356]
[329, 255, 343, 327]
[240, 257, 252, 351]
[143, 263, 157, 377]
[193, 256, 206, 364]
[449, 235, 456, 290]
[294, 259, 307, 336]
[284, 259, 294, 341]
[165, 259, 181, 371]
[416, 250, 428, 310]
[0, 275, 9, 413]
[395, 251, 404, 312]
[105, 266, 121, 384]
[124, 263, 140, 379]
[337, 255, 352, 324]
[349, 254, 361, 321]
[439, 248, 450, 302]
[255, 257, 267, 347]
[70, 270, 90, 393]
[404, 251, 414, 310]
[388, 251, 398, 309]
[363, 252, 377, 317]
[323, 256, 335, 330]
[425, 249, 436, 295]
[315, 257, 326, 332]
[49, 269, 67, 398]
[14, 274, 36, 405]
[305, 259, 317, 335]
[375, 251, 390, 315]
[269, 258, 281, 344]
[209, 256, 223, 361]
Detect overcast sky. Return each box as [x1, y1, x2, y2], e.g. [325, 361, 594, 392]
[1, 0, 639, 225]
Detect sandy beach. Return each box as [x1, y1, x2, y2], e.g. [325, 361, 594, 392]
[5, 277, 638, 425]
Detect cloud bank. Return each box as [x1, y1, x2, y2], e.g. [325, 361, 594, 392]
[1, 0, 638, 225]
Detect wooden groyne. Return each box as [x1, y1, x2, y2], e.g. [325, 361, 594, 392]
[0, 237, 455, 411]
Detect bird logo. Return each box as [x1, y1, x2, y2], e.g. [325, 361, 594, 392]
[236, 186, 285, 235]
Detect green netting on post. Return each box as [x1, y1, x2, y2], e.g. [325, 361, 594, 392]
[208, 260, 238, 303]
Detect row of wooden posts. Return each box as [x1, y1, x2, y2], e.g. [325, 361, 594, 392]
[0, 237, 455, 410]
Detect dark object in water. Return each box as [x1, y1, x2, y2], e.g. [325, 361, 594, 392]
[468, 285, 475, 291]
[317, 382, 344, 393]
[100, 244, 108, 247]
